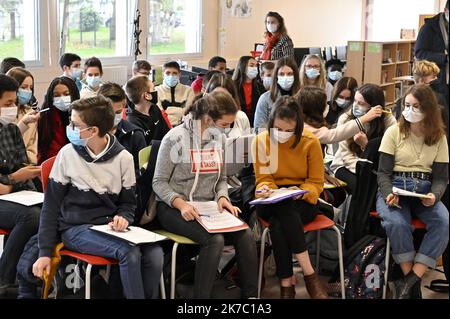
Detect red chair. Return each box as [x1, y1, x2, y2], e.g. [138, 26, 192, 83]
[0, 229, 10, 236]
[40, 156, 166, 299]
[370, 211, 426, 299]
[257, 214, 345, 299]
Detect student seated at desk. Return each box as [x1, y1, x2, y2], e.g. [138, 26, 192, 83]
[37, 77, 80, 164]
[330, 84, 397, 194]
[376, 84, 449, 299]
[299, 54, 334, 102]
[153, 91, 258, 299]
[232, 56, 265, 127]
[0, 74, 41, 296]
[32, 96, 163, 299]
[156, 61, 195, 127]
[326, 77, 358, 126]
[253, 57, 301, 132]
[125, 75, 171, 146]
[253, 96, 328, 299]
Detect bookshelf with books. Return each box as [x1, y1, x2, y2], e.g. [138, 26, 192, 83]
[346, 40, 415, 106]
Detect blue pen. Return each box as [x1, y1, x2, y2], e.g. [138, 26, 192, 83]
[199, 214, 210, 218]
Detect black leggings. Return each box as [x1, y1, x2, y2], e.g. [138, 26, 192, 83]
[335, 167, 357, 195]
[256, 199, 318, 279]
[157, 202, 258, 298]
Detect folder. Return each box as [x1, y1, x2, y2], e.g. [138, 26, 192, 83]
[392, 187, 433, 199]
[90, 225, 168, 245]
[249, 188, 309, 205]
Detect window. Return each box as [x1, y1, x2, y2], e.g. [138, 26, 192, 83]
[147, 0, 202, 56]
[58, 0, 137, 58]
[0, 0, 40, 61]
[366, 0, 437, 41]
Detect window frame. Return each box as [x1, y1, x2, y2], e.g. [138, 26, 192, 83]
[146, 0, 204, 60]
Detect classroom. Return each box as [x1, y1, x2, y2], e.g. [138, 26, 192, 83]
[0, 0, 448, 304]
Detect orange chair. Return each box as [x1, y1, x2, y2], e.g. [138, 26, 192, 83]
[369, 211, 426, 299]
[257, 214, 345, 299]
[40, 156, 166, 299]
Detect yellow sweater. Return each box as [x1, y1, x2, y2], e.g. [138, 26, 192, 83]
[253, 129, 324, 205]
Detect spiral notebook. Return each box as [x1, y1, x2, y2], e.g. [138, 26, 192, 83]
[249, 188, 309, 205]
[188, 201, 249, 233]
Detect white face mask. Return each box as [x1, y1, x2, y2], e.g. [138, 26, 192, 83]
[445, 11, 449, 22]
[246, 66, 258, 80]
[335, 98, 349, 108]
[263, 76, 273, 90]
[402, 105, 424, 123]
[0, 105, 18, 125]
[277, 76, 295, 91]
[54, 96, 72, 112]
[267, 23, 278, 33]
[114, 113, 122, 127]
[273, 129, 294, 144]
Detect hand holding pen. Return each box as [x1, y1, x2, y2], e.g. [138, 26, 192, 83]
[106, 215, 130, 232]
[255, 185, 274, 198]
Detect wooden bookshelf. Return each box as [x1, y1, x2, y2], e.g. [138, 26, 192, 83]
[346, 40, 415, 106]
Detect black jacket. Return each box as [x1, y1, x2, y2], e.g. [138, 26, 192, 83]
[415, 13, 449, 100]
[114, 119, 146, 178]
[236, 79, 265, 126]
[126, 104, 170, 146]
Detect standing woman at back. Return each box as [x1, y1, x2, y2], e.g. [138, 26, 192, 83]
[232, 56, 265, 126]
[259, 12, 294, 62]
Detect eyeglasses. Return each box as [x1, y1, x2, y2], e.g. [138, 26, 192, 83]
[68, 121, 92, 131]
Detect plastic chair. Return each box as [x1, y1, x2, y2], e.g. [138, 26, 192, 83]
[139, 143, 198, 299]
[257, 214, 346, 299]
[0, 229, 10, 236]
[370, 211, 426, 299]
[40, 156, 166, 299]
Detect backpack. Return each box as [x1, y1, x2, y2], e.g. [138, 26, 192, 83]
[329, 235, 393, 299]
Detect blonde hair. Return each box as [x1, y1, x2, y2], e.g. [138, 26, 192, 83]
[413, 60, 440, 81]
[299, 54, 327, 90]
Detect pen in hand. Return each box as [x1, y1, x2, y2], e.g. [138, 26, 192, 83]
[106, 216, 131, 232]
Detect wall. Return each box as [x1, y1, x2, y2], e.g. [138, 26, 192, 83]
[217, 0, 364, 62]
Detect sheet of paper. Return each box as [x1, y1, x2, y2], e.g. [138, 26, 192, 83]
[0, 190, 44, 206]
[188, 201, 247, 232]
[392, 187, 433, 199]
[90, 225, 168, 245]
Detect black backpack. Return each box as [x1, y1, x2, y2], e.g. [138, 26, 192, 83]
[329, 235, 393, 299]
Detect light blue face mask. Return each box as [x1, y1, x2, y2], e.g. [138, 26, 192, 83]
[305, 68, 321, 79]
[328, 70, 343, 82]
[53, 96, 72, 112]
[352, 102, 369, 118]
[164, 75, 179, 88]
[17, 89, 32, 105]
[277, 76, 295, 91]
[87, 76, 101, 88]
[71, 68, 83, 80]
[114, 113, 122, 126]
[66, 125, 92, 147]
[263, 76, 273, 90]
[246, 67, 258, 80]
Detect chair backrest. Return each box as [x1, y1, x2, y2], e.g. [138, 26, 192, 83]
[325, 47, 334, 61]
[41, 156, 57, 191]
[293, 47, 310, 68]
[138, 145, 152, 170]
[336, 45, 347, 61]
[309, 47, 322, 56]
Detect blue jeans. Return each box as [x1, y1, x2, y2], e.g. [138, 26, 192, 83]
[376, 176, 449, 268]
[62, 224, 163, 299]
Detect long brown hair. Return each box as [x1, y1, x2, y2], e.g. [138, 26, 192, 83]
[264, 12, 288, 36]
[6, 67, 34, 113]
[295, 86, 328, 129]
[346, 83, 386, 156]
[270, 57, 300, 102]
[185, 90, 238, 121]
[399, 84, 445, 145]
[330, 76, 358, 112]
[205, 72, 241, 109]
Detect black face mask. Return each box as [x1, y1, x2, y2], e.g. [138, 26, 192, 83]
[146, 91, 158, 104]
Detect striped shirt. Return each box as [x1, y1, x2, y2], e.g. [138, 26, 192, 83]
[266, 34, 295, 61]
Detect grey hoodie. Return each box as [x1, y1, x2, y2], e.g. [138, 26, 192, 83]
[152, 115, 230, 207]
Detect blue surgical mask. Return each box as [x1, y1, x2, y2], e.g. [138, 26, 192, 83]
[352, 102, 369, 118]
[263, 76, 272, 90]
[17, 89, 32, 105]
[86, 76, 102, 89]
[53, 96, 72, 112]
[328, 71, 343, 82]
[277, 76, 295, 91]
[164, 75, 179, 88]
[305, 68, 321, 79]
[66, 125, 92, 147]
[71, 68, 83, 80]
[246, 67, 258, 80]
[335, 98, 350, 109]
[114, 113, 122, 126]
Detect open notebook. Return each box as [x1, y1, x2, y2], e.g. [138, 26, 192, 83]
[249, 188, 309, 205]
[0, 190, 44, 206]
[188, 201, 248, 233]
[90, 225, 168, 245]
[392, 187, 433, 199]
